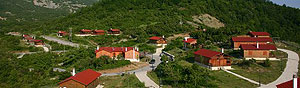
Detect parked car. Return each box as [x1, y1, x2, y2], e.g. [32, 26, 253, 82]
[149, 59, 155, 64]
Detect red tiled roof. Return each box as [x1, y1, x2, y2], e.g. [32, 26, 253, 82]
[58, 69, 101, 86]
[95, 47, 136, 53]
[110, 29, 120, 32]
[183, 38, 197, 43]
[26, 37, 33, 40]
[232, 37, 273, 42]
[94, 30, 105, 33]
[58, 31, 67, 34]
[23, 35, 29, 37]
[194, 49, 222, 58]
[33, 40, 42, 42]
[149, 36, 162, 40]
[80, 29, 92, 32]
[249, 32, 270, 36]
[241, 44, 277, 50]
[276, 78, 300, 88]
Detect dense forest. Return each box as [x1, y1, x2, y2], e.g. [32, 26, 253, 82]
[1, 0, 299, 44]
[0, 0, 300, 87]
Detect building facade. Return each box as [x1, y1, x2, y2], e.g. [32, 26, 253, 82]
[194, 49, 231, 70]
[241, 44, 277, 60]
[95, 47, 140, 62]
[58, 69, 102, 88]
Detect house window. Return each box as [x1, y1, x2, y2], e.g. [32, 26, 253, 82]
[226, 60, 230, 63]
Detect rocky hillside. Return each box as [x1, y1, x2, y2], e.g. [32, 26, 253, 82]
[0, 0, 98, 22]
[2, 0, 300, 44]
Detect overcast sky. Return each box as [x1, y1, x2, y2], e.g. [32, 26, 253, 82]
[270, 0, 300, 8]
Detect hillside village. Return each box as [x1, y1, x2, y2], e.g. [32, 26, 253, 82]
[0, 0, 300, 88]
[5, 28, 298, 88]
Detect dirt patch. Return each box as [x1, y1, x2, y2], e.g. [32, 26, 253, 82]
[166, 33, 190, 41]
[192, 14, 225, 29]
[98, 62, 149, 74]
[0, 16, 7, 21]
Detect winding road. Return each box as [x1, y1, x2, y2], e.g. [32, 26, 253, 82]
[101, 45, 165, 88]
[259, 48, 299, 88]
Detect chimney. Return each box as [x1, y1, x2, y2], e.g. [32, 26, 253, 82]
[184, 37, 188, 41]
[221, 48, 224, 53]
[125, 47, 127, 52]
[96, 46, 99, 50]
[162, 35, 165, 39]
[256, 42, 259, 48]
[294, 75, 298, 88]
[136, 47, 139, 51]
[72, 68, 76, 76]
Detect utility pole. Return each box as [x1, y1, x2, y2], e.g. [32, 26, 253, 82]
[69, 27, 72, 42]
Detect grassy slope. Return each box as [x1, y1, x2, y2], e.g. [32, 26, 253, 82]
[231, 60, 287, 84]
[99, 74, 145, 88]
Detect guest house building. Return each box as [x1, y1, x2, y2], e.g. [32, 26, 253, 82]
[149, 36, 167, 44]
[58, 69, 102, 88]
[241, 43, 277, 60]
[194, 49, 232, 70]
[232, 31, 273, 50]
[93, 30, 105, 35]
[95, 47, 140, 62]
[108, 29, 121, 35]
[57, 31, 68, 37]
[183, 38, 197, 48]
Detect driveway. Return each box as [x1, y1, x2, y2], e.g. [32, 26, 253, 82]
[259, 48, 299, 88]
[101, 45, 165, 88]
[41, 35, 80, 47]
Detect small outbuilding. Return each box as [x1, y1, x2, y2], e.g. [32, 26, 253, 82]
[149, 36, 167, 44]
[80, 29, 93, 34]
[108, 29, 120, 35]
[57, 31, 68, 37]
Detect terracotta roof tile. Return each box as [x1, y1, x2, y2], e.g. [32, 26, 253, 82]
[94, 30, 105, 33]
[276, 78, 300, 88]
[110, 29, 120, 32]
[95, 47, 136, 53]
[149, 36, 162, 40]
[232, 37, 273, 42]
[249, 32, 270, 36]
[183, 38, 197, 43]
[241, 44, 277, 50]
[59, 69, 101, 86]
[194, 49, 222, 58]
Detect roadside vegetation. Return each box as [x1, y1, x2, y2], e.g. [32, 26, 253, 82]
[99, 74, 145, 88]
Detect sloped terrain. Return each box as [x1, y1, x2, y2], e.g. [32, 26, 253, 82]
[0, 0, 98, 22]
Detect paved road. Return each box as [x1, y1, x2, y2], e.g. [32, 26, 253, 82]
[101, 45, 165, 88]
[259, 48, 299, 88]
[41, 36, 80, 47]
[135, 46, 164, 88]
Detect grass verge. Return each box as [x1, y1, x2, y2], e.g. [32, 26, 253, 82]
[231, 60, 287, 84]
[99, 74, 145, 88]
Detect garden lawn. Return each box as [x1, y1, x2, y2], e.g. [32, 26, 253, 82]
[211, 70, 258, 88]
[99, 74, 145, 88]
[231, 60, 287, 84]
